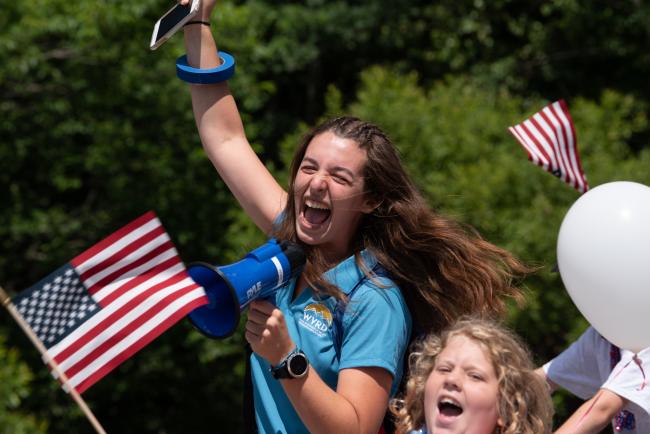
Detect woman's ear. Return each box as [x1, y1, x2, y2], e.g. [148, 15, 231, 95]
[361, 196, 381, 214]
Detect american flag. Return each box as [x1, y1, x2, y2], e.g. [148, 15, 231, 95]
[508, 100, 589, 193]
[12, 211, 208, 393]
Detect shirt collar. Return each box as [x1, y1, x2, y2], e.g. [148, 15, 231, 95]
[323, 249, 378, 295]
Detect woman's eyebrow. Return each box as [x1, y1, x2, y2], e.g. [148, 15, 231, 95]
[302, 157, 356, 178]
[301, 157, 319, 166]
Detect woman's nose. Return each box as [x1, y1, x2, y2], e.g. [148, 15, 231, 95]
[309, 172, 328, 192]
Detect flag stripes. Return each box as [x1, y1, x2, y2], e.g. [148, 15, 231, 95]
[75, 225, 167, 288]
[72, 290, 206, 393]
[71, 212, 160, 268]
[62, 286, 205, 393]
[50, 270, 190, 367]
[15, 211, 208, 394]
[508, 100, 588, 193]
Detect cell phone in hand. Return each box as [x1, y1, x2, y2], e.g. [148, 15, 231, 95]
[150, 0, 201, 50]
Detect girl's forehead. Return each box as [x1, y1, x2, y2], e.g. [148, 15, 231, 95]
[439, 334, 493, 364]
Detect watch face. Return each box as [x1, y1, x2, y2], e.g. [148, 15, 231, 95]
[288, 353, 308, 377]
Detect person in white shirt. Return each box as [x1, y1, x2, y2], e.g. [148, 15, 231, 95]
[538, 326, 650, 434]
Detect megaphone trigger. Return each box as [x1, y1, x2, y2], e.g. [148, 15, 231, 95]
[187, 239, 306, 339]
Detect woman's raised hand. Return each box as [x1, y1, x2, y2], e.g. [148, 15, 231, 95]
[178, 0, 217, 21]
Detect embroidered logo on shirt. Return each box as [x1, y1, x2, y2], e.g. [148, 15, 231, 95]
[299, 303, 332, 337]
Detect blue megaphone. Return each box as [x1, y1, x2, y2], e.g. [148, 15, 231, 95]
[187, 239, 305, 339]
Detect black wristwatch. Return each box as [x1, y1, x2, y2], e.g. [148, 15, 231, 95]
[271, 348, 309, 379]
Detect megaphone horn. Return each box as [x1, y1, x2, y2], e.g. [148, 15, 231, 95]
[187, 239, 306, 339]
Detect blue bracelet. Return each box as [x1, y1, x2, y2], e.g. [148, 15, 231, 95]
[176, 51, 235, 84]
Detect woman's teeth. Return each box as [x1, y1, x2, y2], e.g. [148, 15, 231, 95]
[305, 199, 329, 210]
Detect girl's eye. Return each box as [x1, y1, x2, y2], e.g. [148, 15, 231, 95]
[469, 372, 485, 381]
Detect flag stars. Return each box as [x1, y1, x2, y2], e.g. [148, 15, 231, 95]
[13, 264, 99, 349]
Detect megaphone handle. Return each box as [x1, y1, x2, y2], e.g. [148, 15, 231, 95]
[262, 293, 278, 307]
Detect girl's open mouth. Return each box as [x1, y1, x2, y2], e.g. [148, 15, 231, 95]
[438, 398, 463, 417]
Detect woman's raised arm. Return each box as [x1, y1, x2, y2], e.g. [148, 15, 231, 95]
[180, 0, 286, 233]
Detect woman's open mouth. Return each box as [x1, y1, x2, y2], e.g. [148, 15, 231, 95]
[302, 199, 331, 226]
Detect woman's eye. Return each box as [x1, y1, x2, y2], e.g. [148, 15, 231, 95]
[333, 175, 349, 185]
[469, 372, 484, 381]
[436, 366, 451, 373]
[300, 166, 316, 174]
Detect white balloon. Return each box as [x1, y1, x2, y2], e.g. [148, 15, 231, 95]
[557, 181, 650, 353]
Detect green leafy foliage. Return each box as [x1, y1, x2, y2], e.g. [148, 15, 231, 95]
[0, 336, 47, 434]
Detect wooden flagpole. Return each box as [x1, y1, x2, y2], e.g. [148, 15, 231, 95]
[0, 286, 107, 434]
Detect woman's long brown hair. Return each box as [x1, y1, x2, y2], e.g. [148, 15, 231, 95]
[272, 116, 528, 333]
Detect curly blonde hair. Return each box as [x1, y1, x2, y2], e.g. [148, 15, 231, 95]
[389, 317, 553, 434]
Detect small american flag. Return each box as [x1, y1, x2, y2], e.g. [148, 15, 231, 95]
[508, 100, 589, 193]
[12, 211, 208, 393]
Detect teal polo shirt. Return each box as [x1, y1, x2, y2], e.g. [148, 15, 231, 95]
[250, 250, 412, 433]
